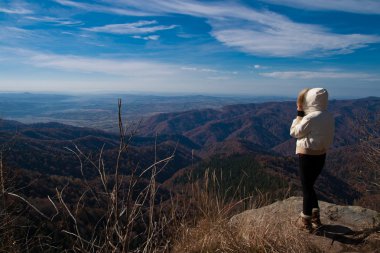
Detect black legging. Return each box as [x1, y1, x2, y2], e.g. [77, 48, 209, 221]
[299, 153, 326, 216]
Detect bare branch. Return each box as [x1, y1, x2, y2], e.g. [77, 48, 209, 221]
[7, 192, 51, 220]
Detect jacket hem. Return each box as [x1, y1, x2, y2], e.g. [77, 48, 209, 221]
[296, 147, 326, 155]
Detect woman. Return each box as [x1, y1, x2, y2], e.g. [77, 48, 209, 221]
[290, 88, 335, 231]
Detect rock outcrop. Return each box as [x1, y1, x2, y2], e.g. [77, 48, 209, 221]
[229, 197, 380, 252]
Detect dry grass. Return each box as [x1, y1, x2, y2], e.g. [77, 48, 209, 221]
[173, 219, 322, 253]
[171, 170, 320, 253]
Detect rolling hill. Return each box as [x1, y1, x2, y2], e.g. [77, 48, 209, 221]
[1, 97, 379, 207]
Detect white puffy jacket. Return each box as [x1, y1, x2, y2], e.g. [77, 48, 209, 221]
[290, 88, 335, 155]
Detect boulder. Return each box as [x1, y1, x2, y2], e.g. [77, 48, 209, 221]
[229, 196, 380, 252]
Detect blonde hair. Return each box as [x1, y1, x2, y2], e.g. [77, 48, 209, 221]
[297, 88, 310, 107]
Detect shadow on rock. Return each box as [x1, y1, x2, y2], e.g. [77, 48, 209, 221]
[314, 224, 380, 245]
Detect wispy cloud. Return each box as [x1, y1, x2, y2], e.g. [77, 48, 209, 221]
[181, 65, 234, 80]
[39, 1, 380, 58]
[0, 27, 34, 40]
[53, 0, 155, 16]
[28, 53, 175, 77]
[88, 0, 380, 57]
[0, 0, 34, 15]
[0, 47, 180, 78]
[208, 11, 380, 57]
[200, 68, 218, 73]
[261, 0, 380, 15]
[0, 7, 32, 14]
[181, 66, 238, 75]
[260, 70, 375, 79]
[181, 67, 198, 71]
[0, 47, 242, 92]
[83, 20, 177, 35]
[251, 64, 269, 70]
[25, 16, 82, 26]
[207, 76, 230, 80]
[132, 35, 160, 40]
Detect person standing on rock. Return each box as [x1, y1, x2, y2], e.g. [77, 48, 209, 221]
[290, 88, 335, 232]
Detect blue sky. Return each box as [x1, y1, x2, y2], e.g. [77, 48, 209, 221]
[1, 0, 380, 97]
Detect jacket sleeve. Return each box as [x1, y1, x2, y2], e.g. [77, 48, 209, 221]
[290, 116, 312, 139]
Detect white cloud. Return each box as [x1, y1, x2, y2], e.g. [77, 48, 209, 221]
[207, 76, 230, 80]
[53, 0, 155, 16]
[252, 64, 269, 70]
[132, 35, 160, 40]
[0, 27, 33, 40]
[261, 0, 380, 15]
[25, 16, 82, 26]
[30, 55, 174, 77]
[259, 70, 375, 79]
[2, 48, 177, 77]
[200, 68, 217, 73]
[0, 6, 32, 14]
[0, 47, 245, 93]
[48, 0, 380, 57]
[209, 19, 380, 57]
[180, 65, 238, 80]
[61, 31, 75, 35]
[83, 20, 177, 35]
[90, 0, 380, 57]
[181, 67, 197, 71]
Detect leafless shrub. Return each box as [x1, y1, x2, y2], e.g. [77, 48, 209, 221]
[51, 99, 178, 252]
[0, 99, 178, 252]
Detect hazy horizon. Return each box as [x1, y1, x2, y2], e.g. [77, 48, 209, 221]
[0, 90, 377, 100]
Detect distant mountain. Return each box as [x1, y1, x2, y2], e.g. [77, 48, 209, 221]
[0, 93, 288, 132]
[0, 119, 198, 182]
[140, 97, 380, 155]
[140, 97, 379, 207]
[1, 97, 378, 208]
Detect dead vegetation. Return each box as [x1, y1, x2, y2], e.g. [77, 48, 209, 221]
[1, 101, 379, 252]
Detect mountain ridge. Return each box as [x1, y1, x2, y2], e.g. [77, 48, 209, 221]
[1, 97, 378, 208]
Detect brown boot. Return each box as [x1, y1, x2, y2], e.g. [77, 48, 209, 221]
[297, 212, 312, 232]
[311, 208, 322, 229]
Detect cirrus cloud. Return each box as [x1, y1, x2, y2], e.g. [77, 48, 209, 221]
[0, 7, 32, 14]
[1, 47, 177, 77]
[69, 0, 380, 57]
[53, 0, 153, 16]
[25, 16, 82, 26]
[261, 0, 380, 15]
[28, 53, 175, 77]
[82, 20, 177, 35]
[132, 35, 160, 40]
[260, 70, 376, 79]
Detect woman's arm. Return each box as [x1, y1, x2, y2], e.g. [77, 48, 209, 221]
[290, 115, 312, 138]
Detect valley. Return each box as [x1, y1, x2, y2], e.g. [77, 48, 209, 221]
[1, 96, 379, 207]
[0, 93, 288, 132]
[1, 96, 379, 251]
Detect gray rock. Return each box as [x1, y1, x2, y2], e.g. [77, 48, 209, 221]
[229, 197, 380, 252]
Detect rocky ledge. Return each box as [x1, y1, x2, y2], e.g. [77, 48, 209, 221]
[229, 196, 380, 252]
